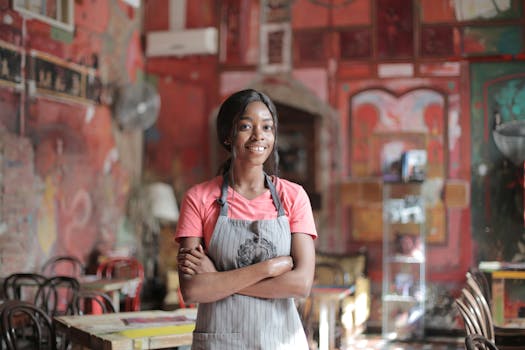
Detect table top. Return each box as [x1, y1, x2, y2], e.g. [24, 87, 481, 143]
[79, 276, 142, 293]
[54, 309, 197, 350]
[311, 285, 355, 300]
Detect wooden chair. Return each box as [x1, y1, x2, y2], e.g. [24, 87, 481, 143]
[2, 273, 47, 302]
[34, 276, 80, 317]
[456, 272, 525, 350]
[73, 290, 115, 315]
[465, 334, 499, 350]
[0, 300, 57, 350]
[455, 297, 484, 336]
[41, 255, 86, 278]
[96, 257, 144, 311]
[301, 250, 370, 348]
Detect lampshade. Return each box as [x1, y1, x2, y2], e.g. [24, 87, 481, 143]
[492, 120, 525, 166]
[147, 182, 179, 222]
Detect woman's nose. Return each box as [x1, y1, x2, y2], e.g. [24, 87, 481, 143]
[251, 126, 264, 139]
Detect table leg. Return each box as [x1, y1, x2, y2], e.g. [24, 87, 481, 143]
[492, 277, 504, 326]
[110, 291, 120, 312]
[318, 299, 338, 350]
[328, 300, 337, 350]
[319, 300, 328, 350]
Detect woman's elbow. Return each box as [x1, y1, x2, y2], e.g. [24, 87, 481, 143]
[294, 276, 313, 298]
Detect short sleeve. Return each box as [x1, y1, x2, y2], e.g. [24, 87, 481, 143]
[174, 189, 204, 242]
[288, 186, 317, 239]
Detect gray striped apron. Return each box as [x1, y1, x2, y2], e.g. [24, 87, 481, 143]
[191, 174, 309, 350]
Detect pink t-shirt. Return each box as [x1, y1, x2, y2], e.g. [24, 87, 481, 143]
[175, 176, 318, 248]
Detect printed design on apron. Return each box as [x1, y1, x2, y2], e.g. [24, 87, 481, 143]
[237, 221, 277, 267]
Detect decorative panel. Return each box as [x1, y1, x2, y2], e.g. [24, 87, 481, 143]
[420, 26, 458, 57]
[470, 62, 525, 262]
[331, 0, 371, 26]
[349, 88, 447, 244]
[462, 26, 523, 56]
[339, 29, 371, 60]
[219, 0, 259, 65]
[291, 0, 330, 29]
[293, 30, 326, 64]
[453, 0, 521, 21]
[419, 0, 456, 23]
[376, 0, 414, 59]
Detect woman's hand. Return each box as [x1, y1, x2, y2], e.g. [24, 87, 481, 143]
[177, 245, 217, 277]
[265, 256, 293, 277]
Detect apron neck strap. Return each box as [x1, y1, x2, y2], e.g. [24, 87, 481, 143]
[217, 173, 285, 217]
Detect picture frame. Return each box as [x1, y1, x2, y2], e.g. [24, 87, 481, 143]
[13, 0, 74, 32]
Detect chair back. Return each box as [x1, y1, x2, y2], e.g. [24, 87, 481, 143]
[96, 257, 144, 311]
[0, 300, 57, 350]
[41, 255, 85, 278]
[467, 269, 491, 306]
[34, 276, 80, 317]
[465, 334, 499, 350]
[465, 275, 495, 341]
[3, 273, 47, 302]
[314, 262, 346, 286]
[73, 290, 116, 315]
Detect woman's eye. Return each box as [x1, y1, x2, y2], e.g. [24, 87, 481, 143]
[239, 123, 251, 131]
[263, 124, 274, 131]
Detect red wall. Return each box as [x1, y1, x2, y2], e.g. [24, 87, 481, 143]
[0, 0, 142, 274]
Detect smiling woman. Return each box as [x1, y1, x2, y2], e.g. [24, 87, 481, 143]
[174, 89, 318, 350]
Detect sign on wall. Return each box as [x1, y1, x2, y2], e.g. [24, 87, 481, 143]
[27, 50, 101, 104]
[13, 0, 74, 32]
[0, 40, 22, 88]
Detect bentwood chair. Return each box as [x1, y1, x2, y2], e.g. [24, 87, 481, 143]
[0, 300, 57, 350]
[96, 257, 144, 311]
[3, 273, 47, 302]
[34, 276, 80, 317]
[40, 255, 85, 278]
[456, 272, 525, 350]
[465, 334, 499, 350]
[73, 290, 115, 315]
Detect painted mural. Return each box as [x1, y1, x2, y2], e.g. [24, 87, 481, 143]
[349, 88, 446, 244]
[471, 62, 525, 263]
[0, 0, 143, 275]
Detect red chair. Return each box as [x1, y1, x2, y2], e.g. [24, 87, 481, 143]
[96, 257, 144, 311]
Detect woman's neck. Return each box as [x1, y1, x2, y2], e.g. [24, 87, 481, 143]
[230, 166, 267, 199]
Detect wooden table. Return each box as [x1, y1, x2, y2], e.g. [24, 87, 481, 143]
[311, 285, 354, 350]
[479, 262, 525, 327]
[80, 276, 142, 312]
[54, 309, 196, 349]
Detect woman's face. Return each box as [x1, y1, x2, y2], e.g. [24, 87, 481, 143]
[232, 101, 275, 168]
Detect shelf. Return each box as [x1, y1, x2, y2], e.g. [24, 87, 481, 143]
[387, 255, 425, 264]
[383, 294, 421, 303]
[382, 180, 426, 341]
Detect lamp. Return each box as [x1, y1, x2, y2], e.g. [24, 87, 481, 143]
[492, 120, 525, 166]
[147, 182, 179, 223]
[142, 182, 179, 287]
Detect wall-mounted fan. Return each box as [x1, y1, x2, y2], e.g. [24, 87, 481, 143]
[114, 81, 161, 131]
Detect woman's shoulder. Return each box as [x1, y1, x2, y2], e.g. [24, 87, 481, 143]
[184, 176, 222, 202]
[272, 176, 306, 196]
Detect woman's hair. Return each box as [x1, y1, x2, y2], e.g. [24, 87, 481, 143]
[216, 89, 279, 176]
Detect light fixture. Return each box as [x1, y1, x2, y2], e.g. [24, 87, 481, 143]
[492, 119, 525, 166]
[147, 182, 179, 223]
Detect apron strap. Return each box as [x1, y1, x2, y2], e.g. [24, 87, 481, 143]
[217, 173, 285, 217]
[217, 174, 230, 217]
[265, 174, 285, 217]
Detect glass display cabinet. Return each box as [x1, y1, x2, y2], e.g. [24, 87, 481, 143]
[382, 182, 426, 341]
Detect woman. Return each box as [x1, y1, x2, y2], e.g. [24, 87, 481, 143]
[176, 89, 317, 349]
